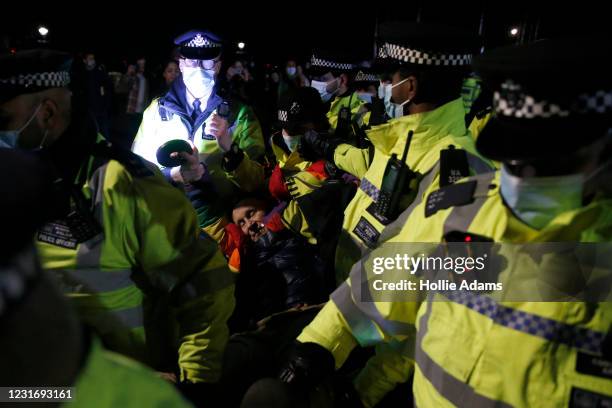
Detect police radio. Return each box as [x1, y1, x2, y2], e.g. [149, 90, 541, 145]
[217, 101, 231, 118]
[335, 106, 351, 140]
[203, 101, 231, 140]
[350, 121, 372, 149]
[374, 130, 415, 220]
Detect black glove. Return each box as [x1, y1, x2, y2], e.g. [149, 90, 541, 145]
[221, 142, 245, 172]
[298, 130, 342, 163]
[279, 342, 335, 390]
[177, 381, 220, 407]
[333, 376, 365, 408]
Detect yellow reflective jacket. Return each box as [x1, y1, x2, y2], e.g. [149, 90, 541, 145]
[335, 98, 494, 285]
[300, 172, 612, 407]
[38, 147, 234, 384]
[327, 91, 371, 131]
[67, 337, 191, 407]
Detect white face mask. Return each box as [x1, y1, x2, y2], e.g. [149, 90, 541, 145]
[282, 134, 301, 153]
[311, 79, 339, 103]
[0, 103, 43, 149]
[381, 77, 411, 119]
[286, 67, 297, 77]
[182, 67, 215, 99]
[500, 165, 584, 229]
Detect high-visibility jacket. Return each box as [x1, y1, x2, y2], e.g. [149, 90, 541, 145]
[268, 132, 330, 202]
[132, 83, 265, 201]
[299, 172, 612, 407]
[334, 98, 494, 285]
[327, 91, 371, 132]
[67, 336, 192, 407]
[37, 143, 234, 384]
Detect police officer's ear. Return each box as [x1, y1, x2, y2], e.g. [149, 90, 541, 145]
[39, 98, 58, 125]
[339, 73, 349, 88]
[404, 75, 418, 102]
[37, 89, 72, 139]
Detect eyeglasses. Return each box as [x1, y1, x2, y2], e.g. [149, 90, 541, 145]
[179, 58, 221, 70]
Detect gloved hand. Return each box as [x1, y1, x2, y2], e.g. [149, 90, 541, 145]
[298, 130, 341, 163]
[279, 342, 335, 390]
[333, 376, 365, 408]
[177, 381, 220, 408]
[169, 141, 206, 184]
[285, 172, 324, 200]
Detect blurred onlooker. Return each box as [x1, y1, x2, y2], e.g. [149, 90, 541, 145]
[224, 60, 255, 103]
[226, 60, 252, 83]
[108, 63, 137, 148]
[163, 59, 180, 85]
[152, 59, 180, 99]
[114, 63, 136, 108]
[126, 57, 149, 144]
[277, 59, 309, 102]
[82, 52, 112, 138]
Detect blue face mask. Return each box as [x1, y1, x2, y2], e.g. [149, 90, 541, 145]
[356, 92, 373, 104]
[282, 133, 301, 153]
[0, 104, 42, 149]
[500, 165, 584, 229]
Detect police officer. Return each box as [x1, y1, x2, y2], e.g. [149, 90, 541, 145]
[132, 30, 266, 203]
[0, 149, 192, 408]
[302, 22, 494, 285]
[268, 87, 334, 202]
[0, 49, 234, 405]
[285, 37, 612, 407]
[308, 48, 373, 139]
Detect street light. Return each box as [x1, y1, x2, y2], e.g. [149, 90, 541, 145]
[38, 26, 49, 37]
[237, 42, 245, 50]
[509, 27, 519, 37]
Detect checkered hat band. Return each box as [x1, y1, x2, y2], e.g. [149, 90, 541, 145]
[186, 34, 220, 49]
[311, 56, 354, 71]
[0, 71, 70, 88]
[378, 42, 472, 67]
[355, 71, 379, 82]
[494, 87, 612, 119]
[445, 291, 605, 355]
[278, 110, 288, 122]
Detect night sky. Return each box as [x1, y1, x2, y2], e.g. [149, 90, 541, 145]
[2, 3, 610, 70]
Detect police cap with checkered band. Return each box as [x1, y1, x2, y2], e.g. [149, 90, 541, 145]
[309, 44, 373, 77]
[474, 37, 612, 161]
[174, 30, 223, 60]
[277, 87, 326, 133]
[0, 49, 72, 105]
[375, 21, 479, 74]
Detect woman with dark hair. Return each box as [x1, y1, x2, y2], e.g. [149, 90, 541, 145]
[152, 59, 180, 99]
